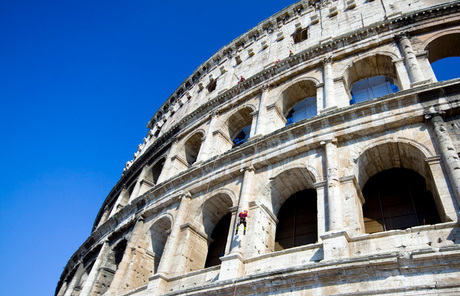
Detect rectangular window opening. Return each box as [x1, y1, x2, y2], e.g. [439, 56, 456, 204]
[293, 28, 308, 44]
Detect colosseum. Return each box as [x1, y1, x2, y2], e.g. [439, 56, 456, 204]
[56, 0, 460, 295]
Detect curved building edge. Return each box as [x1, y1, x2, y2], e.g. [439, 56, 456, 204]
[56, 0, 460, 295]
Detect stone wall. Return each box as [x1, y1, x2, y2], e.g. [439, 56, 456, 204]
[56, 0, 460, 295]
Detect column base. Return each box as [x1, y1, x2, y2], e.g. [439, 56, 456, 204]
[320, 230, 351, 260]
[146, 273, 169, 296]
[218, 253, 245, 281]
[411, 79, 432, 88]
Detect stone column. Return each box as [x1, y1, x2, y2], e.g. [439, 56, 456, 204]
[219, 165, 255, 281]
[315, 83, 324, 113]
[155, 192, 192, 276]
[426, 111, 460, 207]
[106, 217, 145, 295]
[321, 138, 343, 232]
[62, 263, 84, 296]
[322, 56, 337, 111]
[340, 175, 365, 236]
[314, 181, 327, 240]
[97, 205, 111, 227]
[236, 165, 255, 224]
[426, 156, 459, 221]
[253, 85, 270, 136]
[196, 112, 218, 163]
[157, 138, 179, 183]
[129, 167, 150, 202]
[79, 241, 110, 296]
[397, 33, 425, 85]
[109, 186, 129, 217]
[146, 192, 192, 295]
[249, 110, 259, 139]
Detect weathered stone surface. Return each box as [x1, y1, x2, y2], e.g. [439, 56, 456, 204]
[56, 0, 460, 295]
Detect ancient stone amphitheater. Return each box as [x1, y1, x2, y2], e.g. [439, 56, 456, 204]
[56, 0, 460, 295]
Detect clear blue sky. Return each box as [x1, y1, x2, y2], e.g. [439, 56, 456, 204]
[0, 1, 456, 296]
[0, 1, 294, 295]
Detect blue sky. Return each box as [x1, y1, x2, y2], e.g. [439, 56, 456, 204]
[0, 1, 457, 296]
[0, 1, 294, 295]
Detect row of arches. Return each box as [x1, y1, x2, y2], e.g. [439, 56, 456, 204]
[137, 142, 448, 278]
[168, 47, 459, 167]
[108, 33, 460, 215]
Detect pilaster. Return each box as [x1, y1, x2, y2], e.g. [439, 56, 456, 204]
[426, 111, 460, 209]
[321, 138, 343, 232]
[196, 112, 219, 163]
[322, 56, 337, 111]
[106, 217, 145, 295]
[396, 33, 429, 86]
[79, 241, 110, 296]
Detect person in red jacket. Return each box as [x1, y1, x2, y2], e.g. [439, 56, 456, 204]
[235, 210, 248, 235]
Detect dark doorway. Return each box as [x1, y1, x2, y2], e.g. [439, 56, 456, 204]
[275, 189, 317, 251]
[363, 168, 441, 234]
[205, 212, 231, 267]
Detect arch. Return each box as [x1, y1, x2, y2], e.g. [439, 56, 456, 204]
[425, 32, 460, 63]
[204, 212, 232, 267]
[226, 105, 256, 146]
[181, 192, 233, 269]
[355, 140, 433, 190]
[355, 141, 443, 234]
[424, 32, 460, 81]
[119, 213, 173, 293]
[148, 215, 173, 273]
[341, 52, 400, 87]
[90, 239, 127, 295]
[183, 130, 205, 165]
[362, 168, 441, 234]
[146, 156, 167, 185]
[275, 78, 318, 125]
[275, 189, 318, 251]
[269, 166, 317, 216]
[177, 130, 206, 167]
[200, 192, 234, 237]
[275, 78, 318, 116]
[342, 53, 400, 104]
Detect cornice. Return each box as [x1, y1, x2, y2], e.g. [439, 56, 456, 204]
[94, 0, 460, 245]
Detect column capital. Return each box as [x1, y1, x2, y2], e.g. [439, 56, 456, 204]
[315, 82, 324, 89]
[210, 110, 219, 119]
[394, 31, 410, 43]
[135, 213, 145, 222]
[320, 137, 338, 146]
[424, 109, 445, 121]
[322, 55, 333, 65]
[240, 164, 255, 173]
[179, 190, 192, 200]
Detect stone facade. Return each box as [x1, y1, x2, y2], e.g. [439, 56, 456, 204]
[56, 0, 460, 295]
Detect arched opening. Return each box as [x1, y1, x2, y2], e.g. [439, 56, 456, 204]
[207, 78, 217, 93]
[90, 239, 127, 295]
[197, 193, 233, 270]
[183, 132, 203, 166]
[431, 57, 460, 81]
[345, 55, 400, 105]
[275, 189, 317, 251]
[362, 168, 441, 234]
[228, 107, 253, 147]
[205, 212, 231, 267]
[427, 33, 460, 81]
[232, 125, 251, 147]
[277, 80, 317, 125]
[286, 96, 317, 125]
[148, 157, 165, 185]
[149, 217, 172, 273]
[116, 217, 172, 294]
[350, 76, 399, 104]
